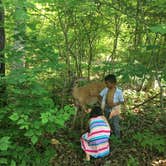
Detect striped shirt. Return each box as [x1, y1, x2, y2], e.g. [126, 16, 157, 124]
[81, 116, 111, 158]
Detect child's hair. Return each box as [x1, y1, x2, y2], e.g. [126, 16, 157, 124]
[104, 74, 117, 84]
[89, 106, 103, 118]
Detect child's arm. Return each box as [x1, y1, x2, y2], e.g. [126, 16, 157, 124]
[116, 89, 125, 106]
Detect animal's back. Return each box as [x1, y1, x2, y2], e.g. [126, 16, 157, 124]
[72, 81, 105, 106]
[87, 82, 105, 96]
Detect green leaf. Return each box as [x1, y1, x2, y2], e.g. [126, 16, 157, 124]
[17, 119, 24, 124]
[19, 124, 29, 130]
[34, 121, 40, 129]
[41, 113, 49, 124]
[0, 137, 11, 151]
[24, 130, 34, 137]
[20, 160, 26, 166]
[0, 158, 8, 164]
[9, 113, 19, 121]
[55, 119, 64, 127]
[31, 135, 38, 144]
[10, 160, 16, 166]
[150, 24, 166, 34]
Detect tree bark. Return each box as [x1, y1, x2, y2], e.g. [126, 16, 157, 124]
[107, 15, 121, 74]
[57, 11, 72, 82]
[0, 0, 6, 106]
[153, 35, 164, 109]
[87, 37, 93, 80]
[111, 15, 121, 62]
[13, 1, 27, 69]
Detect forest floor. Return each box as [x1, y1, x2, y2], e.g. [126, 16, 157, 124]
[50, 110, 166, 165]
[50, 92, 166, 166]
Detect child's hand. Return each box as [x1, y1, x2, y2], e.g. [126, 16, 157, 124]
[85, 108, 91, 113]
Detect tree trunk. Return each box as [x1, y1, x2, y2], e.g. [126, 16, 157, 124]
[87, 37, 93, 80]
[0, 0, 6, 106]
[107, 15, 121, 73]
[134, 0, 141, 49]
[13, 1, 27, 69]
[58, 11, 71, 83]
[153, 35, 164, 109]
[111, 15, 121, 62]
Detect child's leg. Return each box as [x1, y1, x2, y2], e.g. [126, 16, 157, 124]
[109, 115, 120, 138]
[105, 106, 111, 120]
[85, 153, 90, 161]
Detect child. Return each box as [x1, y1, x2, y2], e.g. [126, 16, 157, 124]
[80, 106, 111, 161]
[99, 74, 124, 138]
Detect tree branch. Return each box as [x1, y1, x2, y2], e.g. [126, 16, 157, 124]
[131, 93, 160, 109]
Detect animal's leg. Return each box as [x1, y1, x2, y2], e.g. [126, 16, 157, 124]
[81, 105, 87, 132]
[72, 106, 78, 129]
[80, 111, 85, 131]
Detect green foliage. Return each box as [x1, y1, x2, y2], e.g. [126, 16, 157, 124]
[1, 0, 166, 165]
[93, 61, 149, 88]
[133, 131, 166, 153]
[0, 68, 75, 164]
[55, 105, 75, 127]
[150, 24, 166, 34]
[0, 158, 8, 165]
[126, 155, 139, 166]
[110, 135, 122, 145]
[0, 136, 11, 151]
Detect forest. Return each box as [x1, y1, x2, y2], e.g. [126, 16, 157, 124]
[0, 0, 166, 166]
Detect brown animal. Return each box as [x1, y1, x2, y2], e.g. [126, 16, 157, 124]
[72, 79, 106, 129]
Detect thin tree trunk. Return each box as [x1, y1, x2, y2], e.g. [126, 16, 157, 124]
[57, 12, 71, 82]
[0, 0, 5, 76]
[13, 1, 27, 69]
[0, 0, 6, 106]
[134, 0, 141, 49]
[154, 35, 164, 109]
[87, 38, 93, 80]
[107, 15, 121, 73]
[111, 15, 121, 62]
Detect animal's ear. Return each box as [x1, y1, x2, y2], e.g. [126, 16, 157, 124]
[73, 77, 88, 87]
